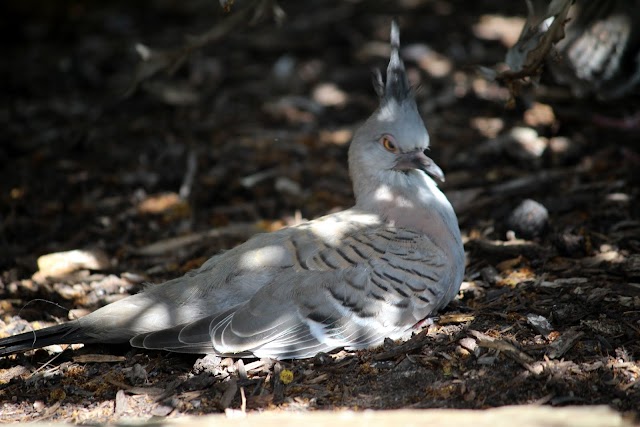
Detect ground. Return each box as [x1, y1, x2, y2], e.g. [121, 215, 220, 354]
[1, 0, 639, 424]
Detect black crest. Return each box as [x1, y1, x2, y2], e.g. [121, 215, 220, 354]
[373, 20, 412, 103]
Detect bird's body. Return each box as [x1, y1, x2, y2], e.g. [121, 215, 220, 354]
[0, 22, 464, 360]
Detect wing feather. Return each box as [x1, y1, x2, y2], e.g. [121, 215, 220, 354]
[131, 222, 453, 359]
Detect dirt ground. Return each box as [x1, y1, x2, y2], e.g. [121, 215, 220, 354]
[1, 0, 639, 424]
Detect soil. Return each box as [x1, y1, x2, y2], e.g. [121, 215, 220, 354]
[1, 0, 639, 424]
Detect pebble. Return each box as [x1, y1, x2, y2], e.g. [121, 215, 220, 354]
[507, 199, 549, 239]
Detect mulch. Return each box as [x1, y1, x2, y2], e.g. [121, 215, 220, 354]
[1, 0, 639, 424]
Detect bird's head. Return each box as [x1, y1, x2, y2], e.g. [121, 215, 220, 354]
[349, 20, 444, 198]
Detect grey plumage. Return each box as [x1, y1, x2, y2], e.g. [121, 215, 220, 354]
[0, 21, 464, 360]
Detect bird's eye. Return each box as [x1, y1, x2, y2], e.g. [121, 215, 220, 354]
[381, 135, 398, 153]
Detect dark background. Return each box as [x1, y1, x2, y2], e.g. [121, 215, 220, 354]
[0, 0, 638, 422]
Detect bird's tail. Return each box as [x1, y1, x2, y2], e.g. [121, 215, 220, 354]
[0, 288, 202, 357]
[0, 322, 89, 357]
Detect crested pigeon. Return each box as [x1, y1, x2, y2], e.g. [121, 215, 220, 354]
[0, 22, 464, 360]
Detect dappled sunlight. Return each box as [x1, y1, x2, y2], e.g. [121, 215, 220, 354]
[1, 0, 639, 422]
[312, 83, 348, 108]
[473, 14, 526, 48]
[237, 246, 290, 270]
[373, 184, 394, 203]
[403, 44, 452, 78]
[470, 117, 504, 139]
[318, 129, 352, 146]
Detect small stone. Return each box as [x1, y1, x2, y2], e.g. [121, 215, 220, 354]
[553, 232, 586, 257]
[505, 127, 548, 161]
[126, 363, 147, 385]
[480, 266, 501, 285]
[151, 404, 174, 417]
[507, 199, 549, 239]
[526, 313, 554, 338]
[193, 354, 223, 375]
[458, 337, 480, 357]
[36, 249, 110, 278]
[115, 390, 128, 414]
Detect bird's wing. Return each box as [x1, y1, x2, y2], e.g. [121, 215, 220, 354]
[131, 223, 453, 359]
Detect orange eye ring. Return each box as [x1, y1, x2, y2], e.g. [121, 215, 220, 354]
[381, 135, 398, 153]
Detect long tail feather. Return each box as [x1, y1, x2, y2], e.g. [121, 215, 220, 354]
[0, 322, 86, 356]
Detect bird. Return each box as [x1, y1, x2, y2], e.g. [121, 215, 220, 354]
[0, 22, 464, 360]
[507, 0, 640, 100]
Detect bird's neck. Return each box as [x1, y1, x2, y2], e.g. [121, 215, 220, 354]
[353, 170, 461, 248]
[352, 169, 464, 305]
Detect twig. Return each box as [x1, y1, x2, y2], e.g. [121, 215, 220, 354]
[179, 149, 198, 200]
[469, 330, 537, 372]
[488, 168, 574, 197]
[133, 222, 262, 256]
[30, 401, 62, 422]
[373, 330, 431, 361]
[546, 327, 584, 359]
[28, 348, 68, 379]
[220, 378, 238, 409]
[272, 362, 285, 405]
[497, 0, 574, 99]
[467, 238, 551, 262]
[126, 0, 276, 96]
[240, 387, 247, 413]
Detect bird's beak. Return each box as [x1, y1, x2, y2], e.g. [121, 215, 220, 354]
[394, 150, 445, 182]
